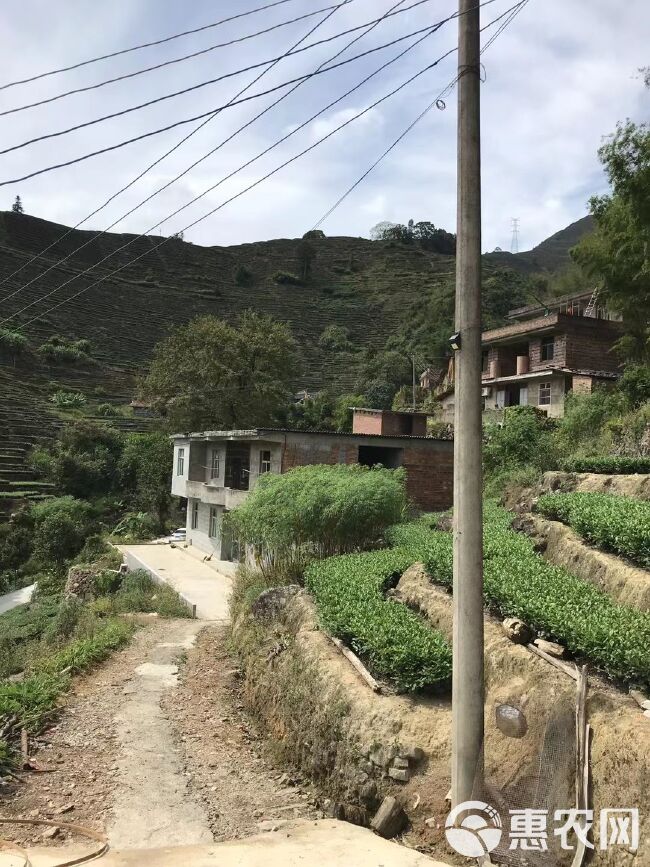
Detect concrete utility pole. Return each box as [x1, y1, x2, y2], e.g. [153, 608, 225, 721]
[452, 0, 484, 806]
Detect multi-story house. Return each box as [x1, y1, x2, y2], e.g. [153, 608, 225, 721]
[435, 290, 624, 421]
[170, 409, 453, 560]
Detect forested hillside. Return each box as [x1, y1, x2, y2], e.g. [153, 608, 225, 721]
[0, 209, 587, 511]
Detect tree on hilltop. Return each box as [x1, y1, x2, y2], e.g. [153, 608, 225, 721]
[11, 196, 24, 214]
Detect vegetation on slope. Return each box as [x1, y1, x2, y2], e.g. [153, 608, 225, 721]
[537, 492, 650, 567]
[388, 503, 650, 686]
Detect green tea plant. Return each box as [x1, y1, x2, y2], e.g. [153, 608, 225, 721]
[562, 456, 650, 474]
[537, 492, 650, 567]
[305, 548, 452, 691]
[389, 503, 650, 685]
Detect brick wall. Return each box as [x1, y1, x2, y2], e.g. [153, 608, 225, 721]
[280, 433, 454, 512]
[571, 375, 594, 395]
[281, 440, 358, 472]
[564, 319, 623, 373]
[528, 333, 567, 371]
[402, 445, 453, 512]
[352, 410, 383, 435]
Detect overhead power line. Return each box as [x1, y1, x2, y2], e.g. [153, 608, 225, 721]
[2, 0, 438, 117]
[0, 0, 301, 91]
[0, 0, 357, 292]
[1, 0, 398, 303]
[6, 31, 465, 331]
[313, 0, 530, 229]
[0, 12, 445, 160]
[3, 4, 441, 319]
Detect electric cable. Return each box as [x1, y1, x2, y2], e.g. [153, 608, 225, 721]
[0, 0, 301, 91]
[5, 0, 520, 329]
[1, 0, 438, 117]
[0, 0, 358, 301]
[312, 0, 531, 229]
[0, 14, 460, 160]
[2, 6, 440, 320]
[7, 40, 462, 329]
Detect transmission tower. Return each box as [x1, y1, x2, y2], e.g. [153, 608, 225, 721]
[510, 218, 520, 254]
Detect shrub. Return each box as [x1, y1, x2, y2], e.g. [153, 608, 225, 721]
[111, 511, 159, 541]
[272, 270, 301, 286]
[234, 264, 253, 286]
[229, 464, 407, 575]
[618, 364, 650, 408]
[318, 325, 351, 352]
[96, 402, 119, 417]
[31, 496, 95, 566]
[536, 492, 650, 567]
[388, 503, 650, 685]
[118, 433, 173, 528]
[302, 229, 325, 240]
[30, 420, 124, 497]
[38, 335, 92, 364]
[49, 390, 86, 409]
[305, 549, 452, 691]
[0, 328, 28, 356]
[106, 570, 191, 618]
[484, 406, 556, 474]
[562, 456, 650, 474]
[553, 389, 627, 457]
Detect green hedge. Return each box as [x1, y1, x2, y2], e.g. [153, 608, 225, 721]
[563, 456, 650, 474]
[304, 548, 452, 692]
[537, 492, 650, 567]
[388, 504, 650, 686]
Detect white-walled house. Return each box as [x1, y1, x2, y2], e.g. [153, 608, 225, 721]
[171, 418, 454, 561]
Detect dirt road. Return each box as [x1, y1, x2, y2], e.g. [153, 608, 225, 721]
[0, 619, 318, 850]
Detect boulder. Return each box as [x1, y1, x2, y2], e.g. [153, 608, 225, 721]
[502, 617, 534, 645]
[370, 796, 407, 838]
[250, 585, 301, 621]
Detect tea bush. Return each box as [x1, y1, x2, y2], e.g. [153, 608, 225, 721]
[305, 548, 452, 691]
[536, 492, 650, 567]
[388, 503, 650, 685]
[562, 456, 650, 474]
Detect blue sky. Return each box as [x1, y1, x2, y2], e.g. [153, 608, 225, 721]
[1, 0, 648, 253]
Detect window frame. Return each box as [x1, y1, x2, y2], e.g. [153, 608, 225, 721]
[541, 335, 555, 362]
[538, 381, 552, 406]
[191, 500, 199, 530]
[210, 448, 221, 480]
[259, 449, 272, 475]
[176, 447, 185, 476]
[209, 506, 219, 539]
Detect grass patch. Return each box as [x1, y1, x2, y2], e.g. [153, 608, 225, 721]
[0, 618, 133, 769]
[388, 502, 650, 686]
[304, 548, 452, 692]
[536, 492, 650, 567]
[93, 569, 192, 618]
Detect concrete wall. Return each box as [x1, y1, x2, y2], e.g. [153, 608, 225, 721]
[186, 498, 225, 557]
[171, 439, 190, 497]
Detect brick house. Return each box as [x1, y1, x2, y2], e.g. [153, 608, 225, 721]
[435, 290, 623, 421]
[171, 410, 453, 560]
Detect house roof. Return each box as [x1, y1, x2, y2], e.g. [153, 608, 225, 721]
[171, 427, 448, 443]
[507, 290, 594, 320]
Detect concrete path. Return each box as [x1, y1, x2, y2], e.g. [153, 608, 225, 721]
[117, 544, 232, 620]
[22, 820, 452, 866]
[0, 583, 35, 615]
[107, 619, 214, 850]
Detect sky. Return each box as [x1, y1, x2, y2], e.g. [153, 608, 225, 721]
[1, 0, 648, 254]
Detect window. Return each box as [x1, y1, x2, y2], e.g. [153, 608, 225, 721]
[210, 448, 220, 480]
[209, 507, 219, 538]
[191, 500, 199, 530]
[481, 351, 489, 373]
[176, 447, 185, 476]
[538, 382, 552, 406]
[259, 449, 271, 475]
[541, 336, 555, 361]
